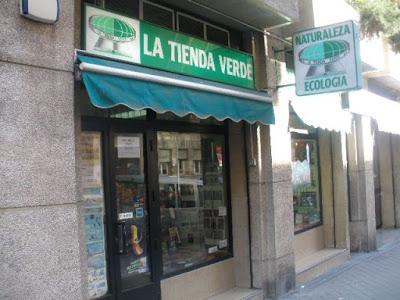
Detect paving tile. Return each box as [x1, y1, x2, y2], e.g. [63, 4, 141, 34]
[281, 230, 400, 300]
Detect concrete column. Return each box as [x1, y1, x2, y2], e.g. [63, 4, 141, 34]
[347, 115, 377, 252]
[376, 132, 395, 228]
[0, 1, 84, 299]
[245, 32, 295, 299]
[331, 131, 350, 250]
[391, 135, 400, 227]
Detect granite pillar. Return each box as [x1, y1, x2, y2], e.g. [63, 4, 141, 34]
[347, 115, 377, 252]
[376, 132, 395, 228]
[245, 32, 295, 299]
[331, 131, 350, 250]
[391, 135, 400, 227]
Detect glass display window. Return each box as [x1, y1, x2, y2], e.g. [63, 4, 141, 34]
[80, 132, 108, 299]
[157, 132, 230, 275]
[80, 112, 231, 298]
[291, 136, 322, 233]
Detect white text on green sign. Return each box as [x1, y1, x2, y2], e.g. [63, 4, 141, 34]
[84, 4, 254, 89]
[293, 20, 362, 96]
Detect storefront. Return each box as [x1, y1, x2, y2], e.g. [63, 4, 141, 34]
[347, 89, 400, 233]
[76, 2, 274, 299]
[288, 90, 352, 283]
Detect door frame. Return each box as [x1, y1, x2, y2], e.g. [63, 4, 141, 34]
[110, 122, 161, 300]
[81, 114, 231, 299]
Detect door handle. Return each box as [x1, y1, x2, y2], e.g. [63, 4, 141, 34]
[117, 221, 128, 254]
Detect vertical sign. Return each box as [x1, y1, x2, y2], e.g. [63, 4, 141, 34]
[293, 20, 362, 96]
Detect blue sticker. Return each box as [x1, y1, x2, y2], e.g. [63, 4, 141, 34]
[136, 207, 144, 218]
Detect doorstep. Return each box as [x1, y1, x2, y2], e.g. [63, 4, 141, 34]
[207, 287, 263, 300]
[295, 248, 350, 286]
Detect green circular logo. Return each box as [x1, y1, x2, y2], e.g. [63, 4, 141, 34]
[89, 15, 136, 42]
[299, 40, 350, 65]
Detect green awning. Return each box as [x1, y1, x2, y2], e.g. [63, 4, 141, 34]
[77, 53, 275, 124]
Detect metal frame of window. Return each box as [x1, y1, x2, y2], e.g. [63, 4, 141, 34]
[81, 112, 233, 297]
[176, 11, 230, 47]
[291, 131, 324, 235]
[140, 0, 175, 29]
[85, 0, 234, 49]
[205, 23, 231, 48]
[176, 11, 206, 39]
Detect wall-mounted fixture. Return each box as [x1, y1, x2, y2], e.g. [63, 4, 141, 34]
[20, 0, 60, 24]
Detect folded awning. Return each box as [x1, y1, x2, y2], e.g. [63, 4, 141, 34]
[76, 53, 275, 125]
[286, 87, 352, 132]
[348, 90, 400, 135]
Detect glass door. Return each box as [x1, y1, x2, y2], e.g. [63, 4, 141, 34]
[111, 131, 160, 300]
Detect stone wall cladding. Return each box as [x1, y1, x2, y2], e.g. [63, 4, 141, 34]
[0, 62, 76, 208]
[0, 1, 83, 298]
[0, 0, 75, 72]
[0, 205, 83, 299]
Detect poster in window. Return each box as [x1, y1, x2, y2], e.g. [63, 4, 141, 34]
[80, 133, 104, 198]
[80, 132, 108, 298]
[84, 204, 108, 298]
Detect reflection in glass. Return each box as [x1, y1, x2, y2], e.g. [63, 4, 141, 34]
[291, 138, 322, 232]
[114, 134, 150, 289]
[158, 132, 230, 274]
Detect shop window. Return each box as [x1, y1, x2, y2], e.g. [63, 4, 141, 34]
[142, 0, 174, 29]
[178, 149, 188, 174]
[109, 107, 147, 120]
[158, 132, 230, 275]
[84, 0, 102, 5]
[80, 132, 108, 298]
[193, 160, 202, 174]
[177, 12, 205, 39]
[84, 0, 139, 18]
[79, 88, 147, 120]
[159, 149, 172, 175]
[206, 24, 230, 47]
[285, 50, 295, 74]
[156, 112, 223, 125]
[291, 136, 322, 233]
[229, 30, 242, 50]
[105, 0, 139, 18]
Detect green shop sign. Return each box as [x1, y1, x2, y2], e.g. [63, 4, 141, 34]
[83, 4, 255, 89]
[293, 20, 362, 96]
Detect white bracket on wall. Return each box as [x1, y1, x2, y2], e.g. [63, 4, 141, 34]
[20, 0, 60, 24]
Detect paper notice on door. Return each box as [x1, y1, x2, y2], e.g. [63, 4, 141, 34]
[118, 212, 133, 220]
[218, 206, 227, 216]
[208, 246, 218, 254]
[117, 136, 141, 158]
[218, 239, 228, 249]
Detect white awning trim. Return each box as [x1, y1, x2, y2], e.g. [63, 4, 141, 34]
[289, 89, 352, 133]
[348, 90, 400, 135]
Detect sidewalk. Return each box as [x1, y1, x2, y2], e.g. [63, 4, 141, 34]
[281, 229, 400, 300]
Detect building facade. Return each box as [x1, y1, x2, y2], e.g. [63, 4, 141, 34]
[1, 0, 400, 300]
